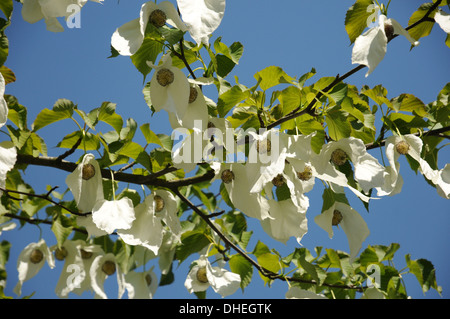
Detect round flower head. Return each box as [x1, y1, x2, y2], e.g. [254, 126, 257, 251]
[316, 137, 385, 194]
[184, 254, 241, 298]
[147, 53, 190, 123]
[215, 162, 271, 221]
[314, 201, 370, 263]
[111, 1, 187, 56]
[150, 190, 181, 242]
[65, 153, 104, 213]
[13, 239, 55, 296]
[376, 134, 422, 196]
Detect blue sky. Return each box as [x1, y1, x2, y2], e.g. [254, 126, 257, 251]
[1, 0, 449, 299]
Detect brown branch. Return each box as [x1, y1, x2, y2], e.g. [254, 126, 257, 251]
[267, 0, 442, 130]
[171, 186, 363, 292]
[365, 126, 450, 150]
[0, 186, 85, 216]
[16, 154, 215, 189]
[55, 136, 82, 162]
[3, 213, 88, 235]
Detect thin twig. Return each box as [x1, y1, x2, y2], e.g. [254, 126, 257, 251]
[3, 213, 88, 235]
[267, 0, 442, 130]
[0, 186, 86, 216]
[56, 136, 82, 162]
[171, 186, 363, 292]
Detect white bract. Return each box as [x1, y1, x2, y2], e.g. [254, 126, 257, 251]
[90, 253, 125, 299]
[91, 197, 136, 234]
[65, 153, 104, 213]
[352, 14, 419, 77]
[111, 1, 187, 56]
[0, 72, 7, 128]
[177, 0, 226, 46]
[215, 162, 271, 221]
[315, 137, 385, 194]
[20, 0, 103, 32]
[0, 141, 17, 196]
[123, 269, 158, 299]
[261, 197, 308, 244]
[378, 134, 450, 199]
[76, 214, 108, 238]
[434, 10, 450, 34]
[13, 239, 55, 296]
[54, 240, 86, 298]
[118, 190, 181, 253]
[184, 254, 241, 297]
[314, 201, 370, 262]
[168, 78, 212, 130]
[147, 53, 190, 123]
[0, 221, 16, 236]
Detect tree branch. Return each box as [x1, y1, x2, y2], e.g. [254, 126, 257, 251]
[15, 154, 215, 189]
[365, 125, 450, 150]
[0, 186, 85, 216]
[267, 0, 442, 130]
[171, 186, 363, 292]
[3, 213, 89, 235]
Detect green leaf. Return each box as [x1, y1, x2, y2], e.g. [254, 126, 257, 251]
[57, 131, 100, 151]
[408, 3, 437, 41]
[6, 125, 31, 150]
[299, 255, 327, 285]
[5, 95, 27, 130]
[256, 253, 281, 283]
[345, 0, 376, 44]
[0, 65, 15, 84]
[325, 107, 352, 141]
[0, 0, 13, 20]
[32, 99, 75, 132]
[405, 254, 442, 294]
[229, 254, 253, 290]
[96, 102, 124, 133]
[159, 26, 184, 46]
[361, 85, 392, 108]
[175, 230, 210, 264]
[0, 31, 9, 67]
[390, 94, 428, 117]
[130, 36, 164, 80]
[278, 86, 302, 116]
[214, 37, 244, 65]
[217, 85, 250, 117]
[0, 240, 11, 268]
[254, 66, 295, 91]
[298, 68, 316, 89]
[252, 240, 271, 257]
[51, 214, 73, 249]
